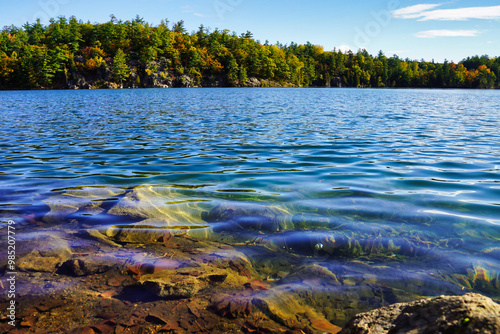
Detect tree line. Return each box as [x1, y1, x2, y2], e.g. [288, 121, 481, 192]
[0, 15, 499, 89]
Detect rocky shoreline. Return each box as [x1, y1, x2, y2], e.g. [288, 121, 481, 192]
[0, 225, 336, 333]
[67, 74, 298, 90]
[1, 185, 499, 333]
[0, 222, 346, 333]
[63, 58, 302, 90]
[1, 225, 499, 333]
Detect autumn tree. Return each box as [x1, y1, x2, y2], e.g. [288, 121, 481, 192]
[0, 15, 498, 89]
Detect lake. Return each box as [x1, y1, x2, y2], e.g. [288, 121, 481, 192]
[1, 88, 499, 329]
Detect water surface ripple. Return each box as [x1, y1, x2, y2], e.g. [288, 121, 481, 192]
[1, 88, 499, 303]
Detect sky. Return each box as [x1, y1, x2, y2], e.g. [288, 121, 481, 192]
[1, 0, 499, 62]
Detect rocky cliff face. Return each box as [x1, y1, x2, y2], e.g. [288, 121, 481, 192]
[64, 57, 297, 89]
[339, 293, 500, 334]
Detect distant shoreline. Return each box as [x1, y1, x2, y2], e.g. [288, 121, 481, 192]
[1, 85, 498, 91]
[1, 16, 498, 90]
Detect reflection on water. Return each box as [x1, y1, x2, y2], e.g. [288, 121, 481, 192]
[1, 88, 500, 326]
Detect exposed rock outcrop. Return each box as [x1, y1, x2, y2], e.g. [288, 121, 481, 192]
[339, 293, 500, 334]
[173, 74, 195, 87]
[244, 77, 261, 87]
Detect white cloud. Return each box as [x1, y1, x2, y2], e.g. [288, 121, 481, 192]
[392, 4, 441, 19]
[336, 45, 353, 53]
[194, 13, 204, 17]
[418, 6, 500, 21]
[415, 29, 480, 38]
[393, 5, 500, 21]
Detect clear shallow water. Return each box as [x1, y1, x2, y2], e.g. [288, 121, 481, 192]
[1, 88, 500, 310]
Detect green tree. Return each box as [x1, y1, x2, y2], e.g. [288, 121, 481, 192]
[238, 66, 248, 83]
[227, 56, 239, 86]
[172, 20, 186, 34]
[113, 48, 129, 87]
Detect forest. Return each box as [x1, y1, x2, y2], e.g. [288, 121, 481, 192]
[0, 15, 499, 89]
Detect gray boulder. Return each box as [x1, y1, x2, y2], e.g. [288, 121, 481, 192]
[244, 77, 261, 87]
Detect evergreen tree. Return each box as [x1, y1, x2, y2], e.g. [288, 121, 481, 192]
[113, 48, 129, 87]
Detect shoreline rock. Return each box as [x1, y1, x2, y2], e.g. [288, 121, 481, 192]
[339, 293, 500, 334]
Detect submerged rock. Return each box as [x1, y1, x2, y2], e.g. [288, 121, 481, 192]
[108, 185, 210, 227]
[106, 186, 299, 246]
[211, 283, 342, 333]
[339, 293, 500, 334]
[137, 258, 252, 299]
[42, 197, 83, 225]
[43, 186, 125, 224]
[252, 287, 342, 333]
[279, 264, 341, 286]
[126, 238, 255, 300]
[18, 251, 67, 272]
[103, 219, 183, 244]
[139, 272, 202, 299]
[83, 229, 123, 247]
[17, 233, 72, 272]
[202, 201, 293, 234]
[58, 256, 116, 276]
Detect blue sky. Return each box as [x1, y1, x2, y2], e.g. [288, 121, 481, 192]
[1, 0, 499, 62]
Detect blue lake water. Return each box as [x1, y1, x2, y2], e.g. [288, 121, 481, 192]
[1, 88, 499, 320]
